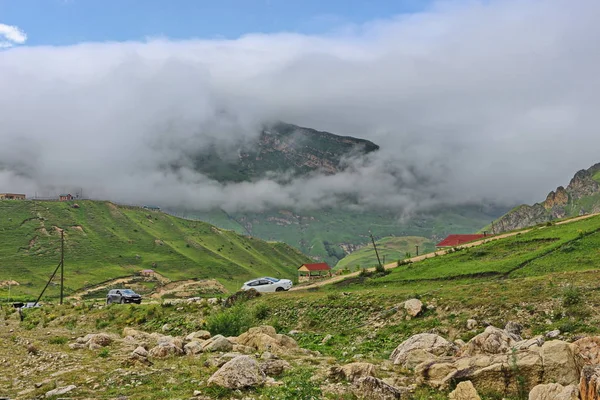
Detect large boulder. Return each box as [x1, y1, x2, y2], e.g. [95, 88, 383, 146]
[208, 355, 266, 389]
[73, 333, 117, 350]
[461, 326, 518, 356]
[236, 326, 298, 355]
[529, 383, 579, 400]
[540, 341, 579, 385]
[353, 376, 409, 400]
[148, 342, 184, 358]
[580, 365, 600, 400]
[328, 362, 378, 383]
[449, 381, 481, 400]
[573, 337, 600, 368]
[184, 340, 205, 355]
[390, 333, 458, 368]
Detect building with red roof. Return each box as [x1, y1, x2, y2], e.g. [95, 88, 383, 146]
[298, 262, 332, 282]
[436, 234, 488, 248]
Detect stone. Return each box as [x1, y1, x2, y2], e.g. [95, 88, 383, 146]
[201, 335, 233, 352]
[353, 376, 408, 400]
[546, 330, 561, 339]
[461, 326, 518, 356]
[149, 342, 184, 358]
[540, 341, 578, 385]
[161, 323, 171, 332]
[390, 333, 458, 368]
[88, 333, 114, 347]
[260, 359, 291, 377]
[236, 326, 298, 355]
[186, 330, 211, 341]
[580, 365, 600, 400]
[505, 321, 524, 339]
[449, 381, 481, 400]
[208, 355, 266, 389]
[132, 346, 149, 358]
[123, 327, 152, 341]
[157, 335, 183, 350]
[328, 362, 377, 383]
[467, 319, 478, 330]
[528, 383, 579, 400]
[573, 336, 600, 368]
[404, 299, 423, 317]
[45, 385, 76, 398]
[514, 336, 545, 351]
[232, 344, 255, 354]
[184, 340, 204, 355]
[322, 334, 333, 344]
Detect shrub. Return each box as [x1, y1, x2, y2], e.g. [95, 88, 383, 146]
[562, 285, 582, 307]
[205, 304, 255, 337]
[48, 336, 68, 345]
[260, 367, 322, 400]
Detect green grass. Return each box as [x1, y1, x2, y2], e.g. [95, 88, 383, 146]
[0, 200, 310, 299]
[593, 170, 600, 183]
[335, 236, 435, 270]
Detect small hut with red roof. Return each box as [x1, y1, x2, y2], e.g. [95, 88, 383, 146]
[436, 234, 488, 249]
[298, 262, 332, 282]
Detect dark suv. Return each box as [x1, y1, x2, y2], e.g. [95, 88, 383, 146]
[106, 289, 142, 305]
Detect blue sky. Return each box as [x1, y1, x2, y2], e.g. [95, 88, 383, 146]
[0, 0, 432, 46]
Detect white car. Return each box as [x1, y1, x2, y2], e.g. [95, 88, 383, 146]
[241, 277, 293, 293]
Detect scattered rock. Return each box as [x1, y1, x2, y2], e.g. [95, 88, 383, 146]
[186, 330, 211, 341]
[580, 365, 600, 400]
[208, 355, 266, 389]
[466, 319, 478, 330]
[328, 362, 377, 383]
[161, 324, 172, 332]
[260, 359, 291, 377]
[573, 336, 600, 368]
[528, 383, 579, 400]
[45, 385, 76, 398]
[546, 330, 561, 339]
[353, 376, 408, 400]
[149, 342, 184, 358]
[514, 336, 545, 351]
[201, 335, 233, 352]
[390, 333, 458, 368]
[184, 340, 204, 355]
[322, 334, 333, 345]
[505, 321, 524, 339]
[461, 326, 518, 356]
[404, 299, 423, 317]
[132, 346, 148, 358]
[236, 326, 298, 355]
[449, 381, 481, 400]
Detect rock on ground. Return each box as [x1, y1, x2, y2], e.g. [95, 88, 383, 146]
[580, 365, 600, 400]
[353, 376, 408, 400]
[461, 326, 518, 356]
[186, 330, 211, 341]
[449, 381, 481, 400]
[208, 355, 266, 389]
[236, 326, 298, 355]
[45, 385, 76, 398]
[201, 334, 233, 352]
[260, 359, 291, 377]
[466, 319, 478, 330]
[528, 383, 579, 400]
[328, 362, 378, 383]
[573, 336, 600, 368]
[390, 333, 458, 368]
[404, 299, 423, 317]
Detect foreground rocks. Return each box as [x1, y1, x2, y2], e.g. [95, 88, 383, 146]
[208, 355, 266, 389]
[389, 333, 458, 368]
[449, 381, 481, 400]
[529, 383, 578, 400]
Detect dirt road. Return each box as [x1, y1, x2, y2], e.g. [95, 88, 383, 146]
[291, 212, 600, 291]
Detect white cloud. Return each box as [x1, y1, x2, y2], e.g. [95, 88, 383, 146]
[0, 23, 27, 48]
[0, 0, 599, 212]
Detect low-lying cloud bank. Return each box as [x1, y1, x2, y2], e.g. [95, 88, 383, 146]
[1, 0, 600, 212]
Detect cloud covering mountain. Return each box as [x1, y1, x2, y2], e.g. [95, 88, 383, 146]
[1, 0, 599, 212]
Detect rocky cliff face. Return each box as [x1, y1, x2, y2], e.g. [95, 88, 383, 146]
[492, 163, 600, 232]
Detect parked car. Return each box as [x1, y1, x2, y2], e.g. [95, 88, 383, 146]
[241, 277, 293, 293]
[106, 289, 142, 304]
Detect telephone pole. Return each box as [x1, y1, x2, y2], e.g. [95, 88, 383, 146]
[370, 232, 383, 270]
[60, 229, 64, 305]
[415, 245, 419, 256]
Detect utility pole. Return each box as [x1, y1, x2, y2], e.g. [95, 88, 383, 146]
[415, 245, 419, 256]
[60, 229, 64, 305]
[491, 220, 495, 234]
[370, 232, 383, 270]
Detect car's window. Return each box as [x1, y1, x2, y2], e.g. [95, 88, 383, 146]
[121, 289, 135, 294]
[258, 280, 271, 285]
[265, 277, 280, 282]
[247, 281, 259, 286]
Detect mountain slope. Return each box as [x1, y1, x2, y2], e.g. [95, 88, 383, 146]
[190, 122, 380, 182]
[491, 163, 600, 232]
[0, 200, 310, 298]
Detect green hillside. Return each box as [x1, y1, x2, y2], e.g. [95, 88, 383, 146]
[374, 215, 600, 284]
[185, 205, 505, 267]
[334, 236, 435, 270]
[0, 200, 310, 298]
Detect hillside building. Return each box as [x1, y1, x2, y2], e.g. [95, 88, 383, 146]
[59, 194, 74, 201]
[0, 193, 26, 200]
[298, 262, 332, 282]
[436, 234, 487, 249]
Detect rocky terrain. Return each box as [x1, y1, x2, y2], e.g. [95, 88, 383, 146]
[492, 163, 600, 233]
